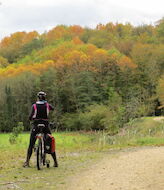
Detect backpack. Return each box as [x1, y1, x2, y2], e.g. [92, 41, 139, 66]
[44, 134, 55, 154]
[33, 102, 50, 119]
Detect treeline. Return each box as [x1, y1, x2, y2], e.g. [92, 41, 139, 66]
[0, 18, 164, 132]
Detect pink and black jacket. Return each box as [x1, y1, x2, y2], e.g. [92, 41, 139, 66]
[29, 100, 54, 121]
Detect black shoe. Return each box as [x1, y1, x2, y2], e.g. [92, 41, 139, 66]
[54, 163, 58, 167]
[23, 161, 30, 168]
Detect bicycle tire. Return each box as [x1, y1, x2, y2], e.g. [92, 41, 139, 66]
[36, 139, 43, 170]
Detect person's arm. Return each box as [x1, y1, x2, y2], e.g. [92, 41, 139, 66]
[29, 104, 35, 120]
[49, 104, 54, 111]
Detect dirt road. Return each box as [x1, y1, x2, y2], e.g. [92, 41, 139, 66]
[66, 146, 164, 190]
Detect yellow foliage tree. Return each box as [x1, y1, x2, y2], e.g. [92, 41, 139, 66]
[0, 56, 9, 68]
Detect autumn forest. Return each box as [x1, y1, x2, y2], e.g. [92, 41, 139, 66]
[0, 18, 164, 132]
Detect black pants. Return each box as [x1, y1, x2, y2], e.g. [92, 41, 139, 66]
[26, 120, 58, 166]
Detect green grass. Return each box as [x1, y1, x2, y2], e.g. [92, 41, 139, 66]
[0, 131, 103, 189]
[1, 116, 164, 189]
[0, 131, 100, 152]
[102, 116, 164, 148]
[0, 131, 103, 173]
[124, 116, 164, 136]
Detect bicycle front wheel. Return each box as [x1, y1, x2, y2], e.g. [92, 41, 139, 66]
[36, 139, 43, 170]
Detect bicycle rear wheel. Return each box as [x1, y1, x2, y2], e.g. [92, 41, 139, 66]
[36, 139, 43, 170]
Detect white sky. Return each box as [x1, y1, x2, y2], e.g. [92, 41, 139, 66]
[0, 0, 163, 39]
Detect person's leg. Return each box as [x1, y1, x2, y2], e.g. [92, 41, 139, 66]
[44, 122, 58, 167]
[23, 125, 38, 167]
[51, 151, 58, 167]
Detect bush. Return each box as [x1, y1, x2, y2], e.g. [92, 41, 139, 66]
[61, 113, 85, 131]
[83, 104, 111, 130]
[61, 104, 124, 134]
[9, 122, 24, 144]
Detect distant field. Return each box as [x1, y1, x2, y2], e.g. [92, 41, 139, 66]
[0, 131, 100, 152]
[1, 116, 164, 163]
[111, 116, 164, 147]
[1, 116, 164, 153]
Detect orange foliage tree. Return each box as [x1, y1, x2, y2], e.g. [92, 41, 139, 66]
[69, 25, 84, 36]
[0, 31, 39, 62]
[45, 25, 70, 44]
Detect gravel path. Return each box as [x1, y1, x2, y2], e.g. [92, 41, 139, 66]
[68, 146, 164, 190]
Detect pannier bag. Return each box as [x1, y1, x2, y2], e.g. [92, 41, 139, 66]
[44, 134, 55, 154]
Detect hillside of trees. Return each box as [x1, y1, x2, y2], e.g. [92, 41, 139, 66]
[0, 18, 164, 133]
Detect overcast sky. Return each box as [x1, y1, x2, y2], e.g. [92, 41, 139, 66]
[0, 0, 163, 40]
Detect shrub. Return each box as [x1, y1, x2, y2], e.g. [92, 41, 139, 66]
[61, 104, 124, 134]
[61, 113, 84, 131]
[9, 122, 24, 144]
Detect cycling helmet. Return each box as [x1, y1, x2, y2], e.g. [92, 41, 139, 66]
[37, 91, 46, 100]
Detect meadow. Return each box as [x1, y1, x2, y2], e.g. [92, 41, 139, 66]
[0, 131, 101, 171]
[0, 132, 104, 189]
[1, 117, 164, 189]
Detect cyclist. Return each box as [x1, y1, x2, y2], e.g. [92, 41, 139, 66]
[23, 91, 58, 168]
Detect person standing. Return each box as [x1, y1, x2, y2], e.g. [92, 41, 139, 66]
[23, 91, 58, 167]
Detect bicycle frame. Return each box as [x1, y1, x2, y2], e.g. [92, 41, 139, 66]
[35, 124, 46, 170]
[36, 133, 44, 153]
